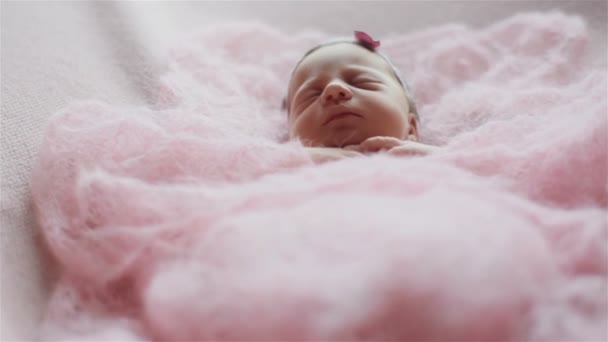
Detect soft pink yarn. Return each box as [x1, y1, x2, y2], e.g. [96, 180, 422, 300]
[32, 12, 607, 341]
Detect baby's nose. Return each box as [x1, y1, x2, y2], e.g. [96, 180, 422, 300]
[322, 81, 352, 105]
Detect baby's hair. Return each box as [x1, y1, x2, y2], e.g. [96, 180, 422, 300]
[283, 36, 419, 121]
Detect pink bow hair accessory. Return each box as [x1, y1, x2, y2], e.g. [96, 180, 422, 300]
[354, 30, 380, 49]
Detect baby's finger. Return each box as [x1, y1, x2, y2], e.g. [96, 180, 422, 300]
[311, 151, 344, 163]
[343, 144, 361, 152]
[387, 144, 429, 157]
[359, 136, 403, 152]
[338, 149, 364, 158]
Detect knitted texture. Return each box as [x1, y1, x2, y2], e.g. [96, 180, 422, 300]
[31, 12, 607, 340]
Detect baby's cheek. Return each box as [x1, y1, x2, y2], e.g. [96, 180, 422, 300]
[369, 106, 409, 138]
[289, 117, 315, 141]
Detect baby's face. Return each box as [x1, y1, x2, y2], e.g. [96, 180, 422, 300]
[287, 43, 418, 148]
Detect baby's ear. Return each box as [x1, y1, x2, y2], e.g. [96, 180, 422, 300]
[407, 112, 419, 141]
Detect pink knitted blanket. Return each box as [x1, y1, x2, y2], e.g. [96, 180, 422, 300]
[32, 12, 606, 340]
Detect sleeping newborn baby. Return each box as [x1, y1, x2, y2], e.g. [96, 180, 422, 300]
[284, 31, 438, 163]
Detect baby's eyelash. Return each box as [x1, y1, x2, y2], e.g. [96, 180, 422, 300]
[293, 91, 320, 112]
[295, 90, 317, 102]
[352, 79, 380, 89]
[305, 91, 321, 100]
[353, 77, 379, 84]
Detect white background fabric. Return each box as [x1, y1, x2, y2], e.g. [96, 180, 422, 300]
[1, 1, 605, 340]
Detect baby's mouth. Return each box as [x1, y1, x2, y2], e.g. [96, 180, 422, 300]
[323, 112, 363, 126]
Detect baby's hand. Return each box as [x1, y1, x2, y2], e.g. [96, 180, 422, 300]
[345, 136, 438, 156]
[305, 147, 363, 164]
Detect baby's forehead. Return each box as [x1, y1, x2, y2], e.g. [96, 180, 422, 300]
[294, 43, 392, 78]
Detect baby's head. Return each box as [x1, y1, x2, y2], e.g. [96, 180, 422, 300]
[284, 31, 419, 148]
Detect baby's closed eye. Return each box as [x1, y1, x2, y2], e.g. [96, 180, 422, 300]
[308, 88, 323, 97]
[301, 89, 322, 102]
[292, 89, 321, 112]
[351, 77, 381, 89]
